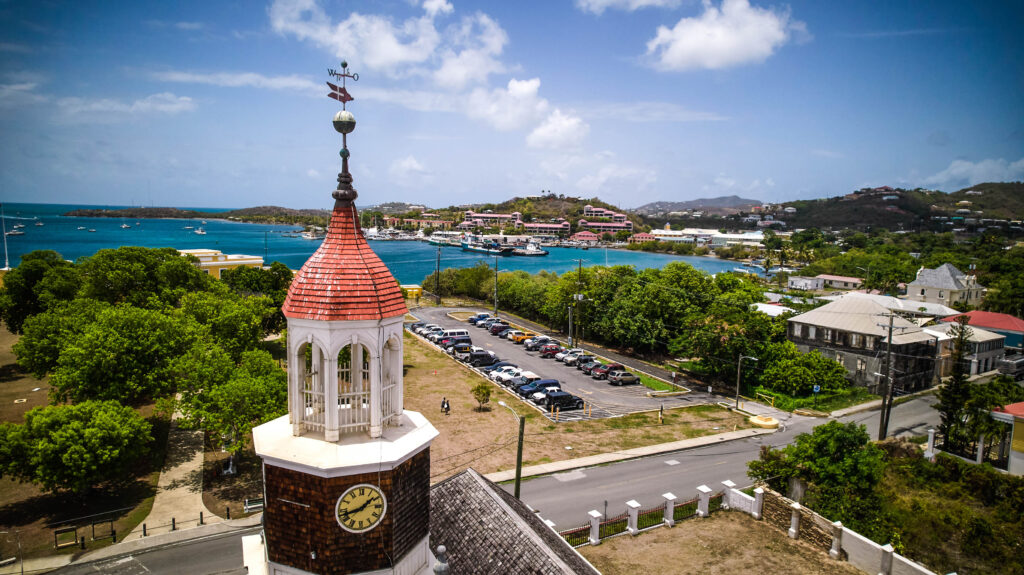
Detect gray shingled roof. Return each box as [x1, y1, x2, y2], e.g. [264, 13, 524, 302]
[430, 469, 600, 575]
[908, 263, 967, 290]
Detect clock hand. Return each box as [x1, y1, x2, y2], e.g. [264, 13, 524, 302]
[350, 496, 377, 515]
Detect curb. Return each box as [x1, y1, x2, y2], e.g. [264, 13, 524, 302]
[829, 387, 936, 418]
[483, 426, 777, 483]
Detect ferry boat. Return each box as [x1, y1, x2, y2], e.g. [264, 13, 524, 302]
[427, 231, 463, 247]
[461, 235, 514, 256]
[5, 229, 24, 236]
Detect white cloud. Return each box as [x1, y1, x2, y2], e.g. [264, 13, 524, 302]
[0, 82, 48, 108]
[466, 78, 549, 131]
[810, 148, 843, 159]
[703, 173, 774, 193]
[646, 0, 807, 71]
[160, 71, 320, 93]
[576, 0, 681, 15]
[389, 155, 433, 186]
[269, 0, 441, 72]
[422, 0, 454, 18]
[56, 93, 196, 122]
[527, 109, 589, 149]
[307, 168, 320, 178]
[432, 13, 508, 90]
[922, 157, 1024, 191]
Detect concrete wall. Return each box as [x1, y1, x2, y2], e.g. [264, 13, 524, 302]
[892, 554, 939, 575]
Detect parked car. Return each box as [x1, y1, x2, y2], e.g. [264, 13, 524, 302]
[478, 318, 499, 329]
[491, 367, 524, 384]
[591, 363, 624, 380]
[555, 348, 585, 362]
[580, 361, 603, 375]
[524, 336, 552, 351]
[442, 335, 472, 350]
[530, 386, 563, 404]
[544, 390, 584, 411]
[415, 323, 440, 335]
[607, 371, 639, 386]
[467, 313, 491, 324]
[504, 330, 525, 341]
[564, 353, 594, 367]
[469, 351, 499, 367]
[506, 372, 541, 389]
[489, 323, 511, 336]
[517, 379, 560, 398]
[408, 321, 425, 332]
[539, 344, 564, 358]
[481, 360, 515, 373]
[451, 343, 474, 360]
[495, 327, 514, 338]
[512, 332, 536, 344]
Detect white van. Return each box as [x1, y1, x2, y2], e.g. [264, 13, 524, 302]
[432, 328, 469, 343]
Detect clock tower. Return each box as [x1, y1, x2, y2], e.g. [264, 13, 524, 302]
[246, 63, 437, 575]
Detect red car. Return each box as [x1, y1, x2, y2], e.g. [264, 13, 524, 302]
[539, 343, 564, 359]
[591, 363, 624, 380]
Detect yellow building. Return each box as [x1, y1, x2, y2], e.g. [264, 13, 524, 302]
[178, 248, 263, 279]
[401, 284, 423, 298]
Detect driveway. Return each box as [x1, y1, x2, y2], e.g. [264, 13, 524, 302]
[410, 307, 713, 421]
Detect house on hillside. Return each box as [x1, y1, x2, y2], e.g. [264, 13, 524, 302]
[570, 230, 599, 244]
[905, 263, 983, 308]
[787, 297, 936, 392]
[941, 310, 1024, 350]
[819, 292, 958, 323]
[815, 274, 863, 290]
[628, 232, 656, 244]
[178, 248, 263, 279]
[788, 276, 824, 291]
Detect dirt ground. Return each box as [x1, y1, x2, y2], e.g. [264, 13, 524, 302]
[401, 332, 751, 482]
[580, 511, 863, 575]
[0, 328, 50, 423]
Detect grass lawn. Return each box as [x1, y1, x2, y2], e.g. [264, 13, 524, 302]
[401, 332, 751, 482]
[0, 328, 167, 560]
[580, 511, 862, 575]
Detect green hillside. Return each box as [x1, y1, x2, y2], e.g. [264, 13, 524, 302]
[442, 194, 645, 229]
[924, 182, 1024, 220]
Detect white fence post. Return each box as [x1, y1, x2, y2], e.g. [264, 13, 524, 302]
[923, 428, 936, 460]
[830, 520, 843, 560]
[626, 500, 641, 535]
[720, 480, 736, 509]
[696, 485, 712, 517]
[788, 502, 801, 539]
[879, 543, 894, 575]
[752, 487, 764, 520]
[588, 510, 602, 546]
[663, 492, 677, 527]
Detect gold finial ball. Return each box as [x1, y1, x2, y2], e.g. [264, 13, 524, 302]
[333, 110, 356, 134]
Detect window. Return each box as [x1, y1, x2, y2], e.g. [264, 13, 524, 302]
[823, 328, 833, 341]
[808, 326, 817, 339]
[835, 354, 843, 365]
[920, 289, 925, 296]
[851, 333, 862, 348]
[856, 358, 866, 374]
[939, 291, 944, 299]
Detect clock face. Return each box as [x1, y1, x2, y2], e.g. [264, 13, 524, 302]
[336, 483, 387, 533]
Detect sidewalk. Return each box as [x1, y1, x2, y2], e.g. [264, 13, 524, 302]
[484, 426, 777, 483]
[829, 387, 936, 418]
[123, 411, 223, 542]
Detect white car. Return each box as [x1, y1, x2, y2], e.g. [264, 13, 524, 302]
[415, 323, 440, 335]
[531, 387, 561, 404]
[555, 348, 585, 362]
[492, 367, 524, 384]
[505, 330, 525, 341]
[488, 365, 519, 382]
[455, 345, 486, 362]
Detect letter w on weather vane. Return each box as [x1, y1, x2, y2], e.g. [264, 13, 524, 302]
[326, 61, 358, 109]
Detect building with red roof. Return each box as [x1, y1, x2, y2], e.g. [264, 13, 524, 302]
[941, 310, 1024, 349]
[570, 230, 599, 244]
[991, 401, 1024, 475]
[628, 232, 656, 244]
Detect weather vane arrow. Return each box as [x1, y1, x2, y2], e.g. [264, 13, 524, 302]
[327, 61, 358, 108]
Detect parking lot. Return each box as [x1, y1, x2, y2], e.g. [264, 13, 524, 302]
[409, 307, 706, 421]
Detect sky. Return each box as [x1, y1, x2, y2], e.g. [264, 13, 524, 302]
[1, 0, 1023, 210]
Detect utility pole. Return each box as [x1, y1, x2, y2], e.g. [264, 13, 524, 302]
[568, 304, 573, 347]
[493, 255, 499, 318]
[434, 246, 441, 305]
[572, 258, 584, 347]
[878, 313, 897, 440]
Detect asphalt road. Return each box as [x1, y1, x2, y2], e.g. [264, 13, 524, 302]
[509, 394, 941, 529]
[411, 307, 709, 417]
[54, 527, 260, 575]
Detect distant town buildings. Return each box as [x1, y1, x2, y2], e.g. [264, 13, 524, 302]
[576, 205, 633, 234]
[177, 248, 263, 279]
[815, 274, 864, 290]
[941, 311, 1024, 350]
[923, 322, 1005, 377]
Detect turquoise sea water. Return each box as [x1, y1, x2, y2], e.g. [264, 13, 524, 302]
[1, 203, 738, 284]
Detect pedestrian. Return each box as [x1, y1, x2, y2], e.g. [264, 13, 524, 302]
[441, 397, 447, 413]
[443, 399, 451, 416]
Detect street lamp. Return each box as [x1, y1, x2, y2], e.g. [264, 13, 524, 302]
[735, 355, 758, 409]
[497, 401, 525, 499]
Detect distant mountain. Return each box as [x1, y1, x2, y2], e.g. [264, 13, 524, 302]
[632, 196, 761, 216]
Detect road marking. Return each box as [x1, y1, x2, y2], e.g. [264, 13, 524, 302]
[665, 459, 680, 466]
[553, 470, 587, 482]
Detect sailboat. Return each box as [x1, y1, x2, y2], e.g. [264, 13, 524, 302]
[1, 204, 9, 271]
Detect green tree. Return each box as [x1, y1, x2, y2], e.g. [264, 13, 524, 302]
[13, 299, 110, 378]
[471, 381, 492, 411]
[0, 250, 79, 333]
[220, 262, 293, 333]
[748, 421, 886, 532]
[937, 316, 973, 450]
[178, 289, 272, 359]
[759, 344, 848, 397]
[48, 305, 203, 404]
[77, 246, 211, 307]
[0, 401, 152, 493]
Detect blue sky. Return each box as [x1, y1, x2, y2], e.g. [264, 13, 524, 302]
[1, 0, 1022, 209]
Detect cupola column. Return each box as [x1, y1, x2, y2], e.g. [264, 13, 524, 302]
[324, 349, 340, 442]
[370, 345, 383, 438]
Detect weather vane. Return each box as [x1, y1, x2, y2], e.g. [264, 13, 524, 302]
[327, 61, 358, 110]
[328, 61, 359, 203]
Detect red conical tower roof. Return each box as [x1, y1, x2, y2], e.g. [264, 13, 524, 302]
[282, 200, 407, 322]
[282, 98, 407, 322]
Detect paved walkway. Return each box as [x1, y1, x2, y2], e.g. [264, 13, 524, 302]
[483, 426, 777, 483]
[124, 411, 223, 542]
